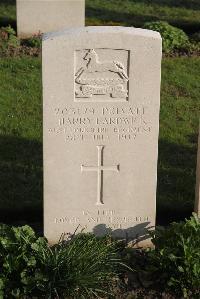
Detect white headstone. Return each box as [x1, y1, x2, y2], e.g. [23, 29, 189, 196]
[43, 27, 162, 247]
[195, 123, 200, 217]
[17, 0, 85, 38]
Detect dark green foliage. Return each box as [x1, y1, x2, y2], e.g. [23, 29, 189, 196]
[0, 225, 121, 298]
[0, 224, 45, 298]
[0, 26, 41, 57]
[149, 214, 200, 297]
[191, 31, 200, 42]
[143, 21, 189, 53]
[0, 25, 20, 56]
[120, 214, 200, 298]
[1, 217, 200, 298]
[21, 35, 42, 49]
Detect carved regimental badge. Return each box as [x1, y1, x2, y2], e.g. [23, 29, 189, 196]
[75, 49, 129, 102]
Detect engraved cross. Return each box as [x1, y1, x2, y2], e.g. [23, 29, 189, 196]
[81, 145, 120, 205]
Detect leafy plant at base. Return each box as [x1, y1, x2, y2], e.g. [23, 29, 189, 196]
[0, 225, 123, 298]
[0, 26, 20, 56]
[0, 224, 45, 298]
[0, 26, 41, 57]
[148, 213, 200, 298]
[21, 34, 42, 49]
[143, 21, 189, 53]
[31, 233, 121, 298]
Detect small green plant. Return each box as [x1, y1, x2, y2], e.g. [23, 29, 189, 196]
[149, 213, 200, 298]
[0, 224, 44, 298]
[143, 21, 189, 53]
[0, 25, 20, 55]
[32, 233, 122, 298]
[0, 26, 41, 57]
[22, 34, 42, 48]
[0, 224, 122, 298]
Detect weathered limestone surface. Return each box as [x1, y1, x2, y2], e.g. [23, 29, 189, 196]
[195, 123, 200, 217]
[17, 0, 85, 38]
[43, 27, 162, 246]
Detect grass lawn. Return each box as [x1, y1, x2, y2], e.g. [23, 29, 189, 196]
[158, 57, 200, 223]
[0, 0, 200, 228]
[0, 57, 43, 227]
[0, 56, 199, 227]
[86, 0, 200, 34]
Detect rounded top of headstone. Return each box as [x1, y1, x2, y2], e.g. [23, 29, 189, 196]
[43, 26, 161, 42]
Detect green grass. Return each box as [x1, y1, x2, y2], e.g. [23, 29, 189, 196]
[0, 56, 199, 226]
[86, 0, 200, 34]
[157, 57, 200, 223]
[0, 57, 42, 224]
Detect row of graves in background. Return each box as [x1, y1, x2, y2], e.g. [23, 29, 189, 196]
[16, 1, 200, 247]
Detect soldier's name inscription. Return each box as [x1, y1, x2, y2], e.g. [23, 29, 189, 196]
[48, 105, 151, 142]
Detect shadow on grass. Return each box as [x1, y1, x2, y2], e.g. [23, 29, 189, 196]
[130, 0, 200, 10]
[0, 18, 16, 30]
[0, 135, 43, 229]
[156, 136, 197, 225]
[86, 6, 158, 27]
[86, 6, 200, 34]
[0, 0, 15, 3]
[0, 0, 16, 29]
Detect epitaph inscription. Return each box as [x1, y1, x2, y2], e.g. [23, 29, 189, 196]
[81, 145, 120, 205]
[75, 49, 129, 102]
[55, 210, 150, 231]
